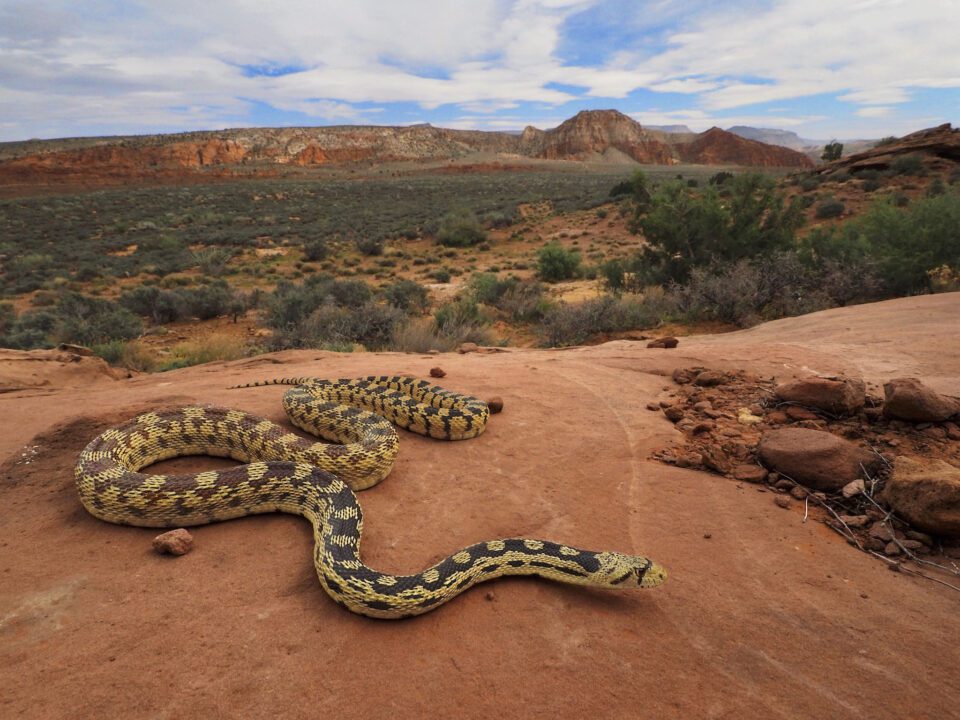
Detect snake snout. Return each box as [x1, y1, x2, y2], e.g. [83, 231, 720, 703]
[637, 561, 668, 588]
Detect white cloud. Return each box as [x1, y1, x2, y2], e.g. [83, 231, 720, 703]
[856, 106, 893, 118]
[0, 0, 956, 140]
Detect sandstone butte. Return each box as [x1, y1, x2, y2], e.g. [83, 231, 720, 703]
[0, 109, 812, 187]
[1, 291, 959, 719]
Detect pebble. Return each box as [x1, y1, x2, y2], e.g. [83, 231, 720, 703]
[429, 367, 446, 378]
[692, 421, 715, 434]
[774, 495, 792, 509]
[152, 528, 194, 556]
[790, 485, 808, 500]
[731, 464, 768, 483]
[457, 342, 479, 354]
[487, 397, 504, 414]
[841, 479, 865, 499]
[694, 370, 727, 387]
[664, 406, 685, 423]
[646, 402, 661, 411]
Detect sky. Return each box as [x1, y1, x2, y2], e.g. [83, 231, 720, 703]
[1, 0, 958, 142]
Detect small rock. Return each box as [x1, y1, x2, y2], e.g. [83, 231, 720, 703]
[774, 495, 792, 509]
[883, 378, 960, 422]
[868, 522, 897, 542]
[692, 421, 715, 434]
[774, 478, 794, 491]
[838, 514, 871, 528]
[693, 401, 713, 413]
[720, 428, 742, 438]
[56, 342, 95, 357]
[841, 478, 866, 499]
[704, 409, 724, 419]
[700, 448, 729, 474]
[790, 485, 808, 500]
[703, 533, 712, 539]
[905, 530, 933, 546]
[152, 529, 194, 556]
[765, 410, 789, 424]
[900, 539, 926, 551]
[484, 591, 495, 601]
[647, 336, 679, 349]
[646, 402, 661, 411]
[659, 399, 673, 409]
[663, 406, 685, 423]
[884, 541, 902, 556]
[487, 397, 504, 414]
[675, 454, 702, 469]
[737, 408, 763, 425]
[672, 368, 697, 385]
[429, 367, 446, 378]
[774, 375, 866, 415]
[457, 342, 479, 354]
[694, 370, 727, 387]
[785, 406, 821, 421]
[758, 428, 882, 493]
[732, 464, 768, 483]
[945, 422, 960, 441]
[923, 426, 947, 439]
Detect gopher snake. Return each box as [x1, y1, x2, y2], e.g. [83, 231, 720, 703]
[76, 376, 666, 618]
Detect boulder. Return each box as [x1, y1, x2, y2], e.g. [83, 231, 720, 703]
[647, 337, 679, 349]
[774, 376, 865, 415]
[882, 378, 960, 422]
[880, 456, 960, 538]
[758, 428, 881, 492]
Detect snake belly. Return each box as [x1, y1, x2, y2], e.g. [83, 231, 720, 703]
[75, 376, 667, 618]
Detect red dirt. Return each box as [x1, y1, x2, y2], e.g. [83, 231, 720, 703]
[1, 293, 959, 719]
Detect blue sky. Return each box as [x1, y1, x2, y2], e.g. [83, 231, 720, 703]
[0, 0, 957, 142]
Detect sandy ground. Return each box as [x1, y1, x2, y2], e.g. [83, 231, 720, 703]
[1, 292, 959, 719]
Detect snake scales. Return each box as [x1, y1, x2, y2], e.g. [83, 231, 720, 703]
[75, 375, 666, 619]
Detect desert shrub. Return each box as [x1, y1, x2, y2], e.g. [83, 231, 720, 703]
[0, 309, 57, 349]
[875, 136, 898, 147]
[53, 292, 142, 347]
[632, 173, 802, 284]
[0, 302, 14, 336]
[599, 258, 626, 294]
[863, 179, 882, 192]
[192, 247, 235, 276]
[433, 296, 485, 335]
[799, 176, 821, 192]
[160, 334, 250, 370]
[538, 294, 670, 347]
[429, 268, 451, 283]
[120, 285, 187, 324]
[949, 169, 960, 185]
[709, 171, 734, 186]
[537, 242, 581, 282]
[815, 198, 845, 219]
[669, 255, 830, 327]
[890, 154, 925, 176]
[270, 299, 403, 351]
[481, 210, 515, 229]
[5, 253, 56, 294]
[134, 236, 192, 276]
[891, 192, 910, 207]
[609, 170, 652, 212]
[391, 317, 494, 353]
[595, 208, 608, 219]
[383, 279, 430, 314]
[179, 280, 238, 320]
[926, 178, 946, 197]
[800, 193, 960, 297]
[468, 272, 517, 306]
[497, 280, 548, 323]
[821, 141, 843, 162]
[263, 275, 375, 331]
[303, 237, 329, 261]
[436, 210, 487, 248]
[354, 235, 385, 256]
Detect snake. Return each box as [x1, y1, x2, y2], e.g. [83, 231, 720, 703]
[75, 375, 667, 619]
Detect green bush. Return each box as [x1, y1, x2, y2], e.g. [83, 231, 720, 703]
[121, 286, 187, 324]
[134, 236, 192, 276]
[355, 235, 385, 256]
[537, 242, 581, 282]
[632, 173, 802, 284]
[709, 171, 734, 186]
[0, 309, 57, 349]
[52, 292, 142, 347]
[815, 198, 845, 219]
[890, 154, 925, 176]
[539, 294, 670, 347]
[801, 192, 960, 296]
[192, 247, 235, 276]
[384, 279, 429, 314]
[436, 210, 487, 248]
[272, 300, 402, 351]
[303, 237, 330, 261]
[180, 280, 237, 320]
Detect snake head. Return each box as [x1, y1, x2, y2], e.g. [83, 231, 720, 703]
[594, 551, 668, 589]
